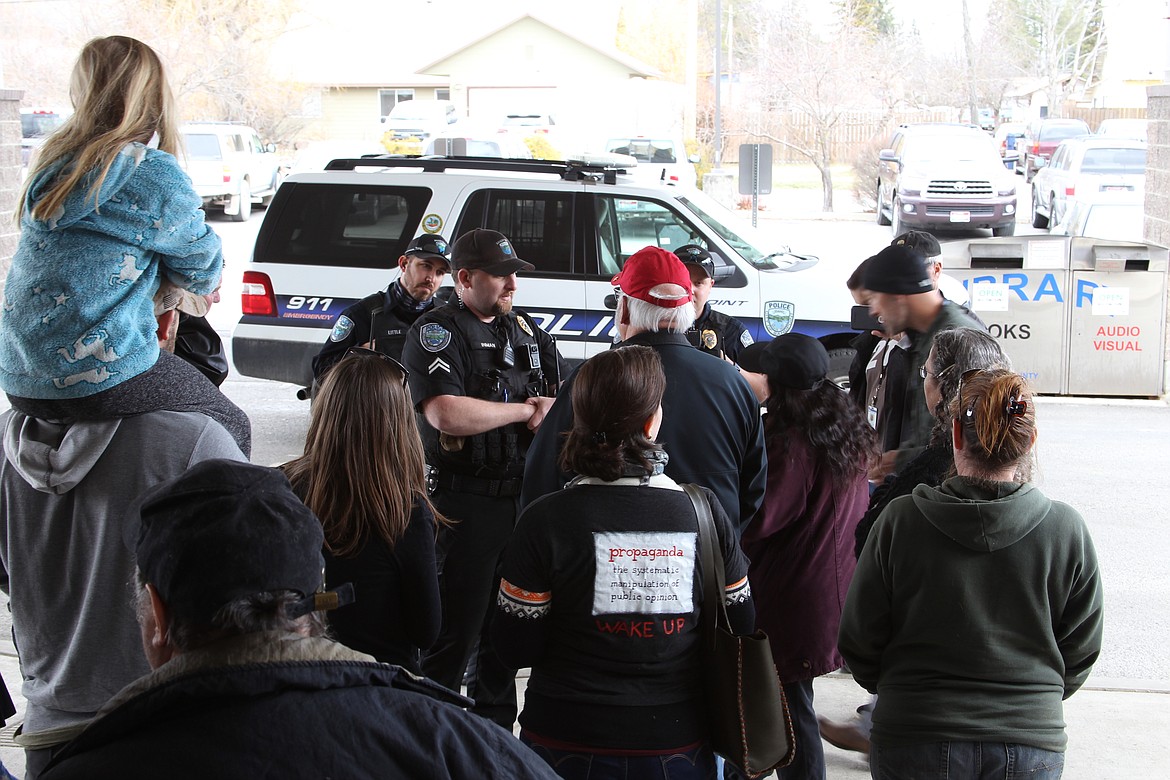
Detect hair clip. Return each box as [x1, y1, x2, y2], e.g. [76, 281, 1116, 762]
[592, 431, 607, 444]
[1006, 398, 1027, 417]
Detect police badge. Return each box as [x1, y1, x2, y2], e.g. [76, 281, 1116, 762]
[702, 329, 718, 350]
[764, 301, 795, 337]
[516, 315, 534, 337]
[329, 315, 355, 342]
[420, 323, 452, 352]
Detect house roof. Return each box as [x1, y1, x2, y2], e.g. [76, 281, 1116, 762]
[417, 13, 659, 79]
[272, 3, 658, 88]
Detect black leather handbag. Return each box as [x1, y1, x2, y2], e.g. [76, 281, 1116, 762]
[684, 483, 795, 778]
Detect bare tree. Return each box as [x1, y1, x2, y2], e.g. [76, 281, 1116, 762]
[742, 2, 897, 210]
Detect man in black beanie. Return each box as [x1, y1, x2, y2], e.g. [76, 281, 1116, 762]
[862, 243, 984, 475]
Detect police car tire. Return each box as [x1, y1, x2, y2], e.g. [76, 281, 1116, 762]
[826, 346, 855, 390]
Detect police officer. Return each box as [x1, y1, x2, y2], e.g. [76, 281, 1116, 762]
[676, 244, 754, 363]
[402, 228, 562, 731]
[312, 233, 450, 378]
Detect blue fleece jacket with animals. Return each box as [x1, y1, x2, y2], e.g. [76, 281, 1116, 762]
[0, 143, 222, 399]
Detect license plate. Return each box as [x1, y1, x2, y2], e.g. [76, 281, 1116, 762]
[949, 211, 971, 223]
[1101, 185, 1131, 192]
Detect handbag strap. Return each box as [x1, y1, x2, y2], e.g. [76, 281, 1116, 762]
[683, 483, 732, 644]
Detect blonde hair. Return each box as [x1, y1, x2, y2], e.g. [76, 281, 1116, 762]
[282, 352, 444, 557]
[19, 36, 180, 222]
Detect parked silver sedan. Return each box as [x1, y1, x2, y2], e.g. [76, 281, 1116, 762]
[1031, 137, 1145, 230]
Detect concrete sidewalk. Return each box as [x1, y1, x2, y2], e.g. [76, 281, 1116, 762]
[0, 637, 1163, 778]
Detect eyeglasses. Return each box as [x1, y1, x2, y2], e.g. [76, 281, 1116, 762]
[919, 364, 934, 380]
[343, 347, 409, 387]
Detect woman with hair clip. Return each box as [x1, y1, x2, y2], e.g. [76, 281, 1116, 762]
[0, 36, 249, 454]
[731, 333, 877, 780]
[821, 327, 1012, 756]
[282, 348, 444, 674]
[491, 345, 755, 780]
[839, 369, 1104, 779]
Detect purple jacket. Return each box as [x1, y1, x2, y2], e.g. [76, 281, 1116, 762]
[741, 435, 868, 681]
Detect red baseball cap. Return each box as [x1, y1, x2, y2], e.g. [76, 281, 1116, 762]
[611, 246, 694, 308]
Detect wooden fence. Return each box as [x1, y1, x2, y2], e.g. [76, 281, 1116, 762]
[717, 104, 1148, 166]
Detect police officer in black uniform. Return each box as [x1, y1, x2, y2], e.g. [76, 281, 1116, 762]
[312, 233, 451, 378]
[402, 228, 562, 731]
[676, 244, 754, 364]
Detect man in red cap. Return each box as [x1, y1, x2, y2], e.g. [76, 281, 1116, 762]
[522, 246, 766, 536]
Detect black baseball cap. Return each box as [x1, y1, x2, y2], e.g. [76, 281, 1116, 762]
[738, 333, 830, 391]
[133, 460, 352, 625]
[861, 244, 934, 295]
[891, 230, 942, 259]
[452, 229, 534, 276]
[404, 233, 451, 267]
[675, 244, 715, 280]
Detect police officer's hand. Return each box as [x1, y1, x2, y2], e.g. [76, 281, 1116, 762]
[740, 369, 770, 405]
[525, 395, 556, 432]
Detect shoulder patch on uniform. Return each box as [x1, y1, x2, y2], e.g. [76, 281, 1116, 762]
[329, 315, 354, 342]
[516, 315, 534, 337]
[420, 322, 452, 353]
[740, 330, 754, 347]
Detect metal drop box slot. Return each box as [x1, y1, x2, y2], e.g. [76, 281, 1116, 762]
[940, 236, 1169, 396]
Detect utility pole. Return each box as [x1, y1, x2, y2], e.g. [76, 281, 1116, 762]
[714, 0, 722, 167]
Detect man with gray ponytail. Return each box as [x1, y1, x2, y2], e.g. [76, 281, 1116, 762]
[523, 246, 766, 535]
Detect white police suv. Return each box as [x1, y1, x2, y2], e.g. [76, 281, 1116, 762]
[231, 155, 857, 394]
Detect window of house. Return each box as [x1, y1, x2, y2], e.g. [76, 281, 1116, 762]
[435, 89, 451, 101]
[378, 89, 415, 117]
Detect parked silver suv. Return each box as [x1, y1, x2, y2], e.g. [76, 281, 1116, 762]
[876, 123, 1018, 237]
[181, 123, 283, 222]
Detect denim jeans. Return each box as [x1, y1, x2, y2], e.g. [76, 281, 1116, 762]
[870, 741, 1065, 780]
[520, 733, 718, 780]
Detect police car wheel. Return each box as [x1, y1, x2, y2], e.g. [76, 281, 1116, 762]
[826, 347, 855, 390]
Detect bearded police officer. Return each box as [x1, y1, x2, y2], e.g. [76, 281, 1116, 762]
[676, 244, 754, 364]
[312, 234, 451, 378]
[402, 228, 563, 731]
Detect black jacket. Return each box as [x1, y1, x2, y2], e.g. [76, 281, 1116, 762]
[42, 634, 556, 780]
[522, 331, 767, 534]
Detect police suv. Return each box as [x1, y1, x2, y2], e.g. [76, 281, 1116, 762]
[231, 155, 857, 394]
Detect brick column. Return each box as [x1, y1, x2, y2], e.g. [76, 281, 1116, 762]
[1146, 85, 1170, 395]
[0, 89, 24, 283]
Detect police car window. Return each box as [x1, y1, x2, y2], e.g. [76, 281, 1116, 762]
[256, 183, 430, 269]
[454, 189, 573, 276]
[676, 191, 777, 272]
[595, 195, 701, 262]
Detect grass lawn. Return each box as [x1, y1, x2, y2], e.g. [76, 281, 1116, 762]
[769, 163, 857, 189]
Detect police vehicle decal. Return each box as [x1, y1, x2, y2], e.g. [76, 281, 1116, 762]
[329, 315, 354, 342]
[764, 301, 796, 336]
[422, 214, 443, 233]
[421, 323, 452, 352]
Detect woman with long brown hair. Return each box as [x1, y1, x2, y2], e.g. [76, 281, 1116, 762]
[492, 345, 754, 780]
[282, 348, 444, 673]
[840, 369, 1103, 779]
[734, 333, 877, 780]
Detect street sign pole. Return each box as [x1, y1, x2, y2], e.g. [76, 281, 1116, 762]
[738, 143, 773, 229]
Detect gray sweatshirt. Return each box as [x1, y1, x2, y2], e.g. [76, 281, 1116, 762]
[0, 409, 244, 742]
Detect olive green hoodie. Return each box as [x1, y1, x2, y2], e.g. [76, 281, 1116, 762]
[839, 476, 1103, 752]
